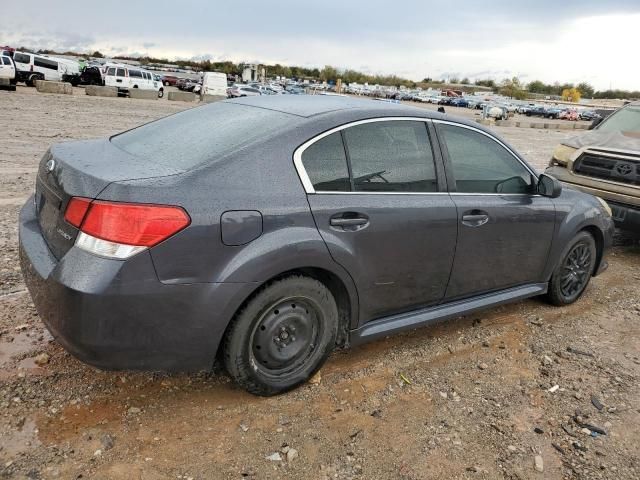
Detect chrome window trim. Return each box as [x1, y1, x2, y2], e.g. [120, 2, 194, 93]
[293, 117, 541, 196]
[293, 116, 437, 194]
[304, 191, 448, 196]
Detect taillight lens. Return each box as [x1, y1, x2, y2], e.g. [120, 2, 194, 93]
[63, 198, 190, 259]
[64, 197, 92, 227]
[81, 201, 190, 247]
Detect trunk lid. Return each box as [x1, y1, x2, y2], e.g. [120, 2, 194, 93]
[35, 139, 184, 259]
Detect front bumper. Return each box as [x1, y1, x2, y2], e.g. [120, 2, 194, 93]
[547, 166, 640, 234]
[19, 197, 256, 371]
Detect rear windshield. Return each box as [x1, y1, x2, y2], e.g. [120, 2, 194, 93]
[111, 102, 295, 169]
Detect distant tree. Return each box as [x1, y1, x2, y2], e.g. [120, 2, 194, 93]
[460, 77, 470, 85]
[319, 65, 338, 82]
[576, 82, 595, 98]
[562, 87, 581, 102]
[500, 77, 527, 99]
[421, 77, 432, 83]
[474, 79, 496, 88]
[448, 77, 460, 84]
[91, 51, 104, 58]
[527, 80, 548, 94]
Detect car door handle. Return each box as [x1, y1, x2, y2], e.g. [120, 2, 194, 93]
[330, 213, 369, 230]
[330, 217, 368, 227]
[461, 212, 489, 227]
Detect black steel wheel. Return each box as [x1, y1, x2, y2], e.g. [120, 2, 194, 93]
[223, 276, 339, 396]
[250, 297, 321, 378]
[547, 231, 596, 305]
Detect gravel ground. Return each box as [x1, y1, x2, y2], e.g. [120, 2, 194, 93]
[0, 87, 638, 480]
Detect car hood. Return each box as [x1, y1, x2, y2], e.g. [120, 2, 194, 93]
[563, 130, 640, 152]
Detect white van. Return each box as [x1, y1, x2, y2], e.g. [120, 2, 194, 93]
[201, 72, 227, 99]
[103, 64, 164, 98]
[12, 51, 80, 86]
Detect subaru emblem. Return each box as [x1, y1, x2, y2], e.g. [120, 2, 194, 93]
[46, 159, 55, 173]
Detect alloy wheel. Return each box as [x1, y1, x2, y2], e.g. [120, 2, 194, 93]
[560, 242, 592, 298]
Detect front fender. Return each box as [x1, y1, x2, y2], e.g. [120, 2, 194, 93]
[543, 189, 614, 280]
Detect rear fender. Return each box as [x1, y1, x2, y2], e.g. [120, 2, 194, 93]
[218, 226, 360, 329]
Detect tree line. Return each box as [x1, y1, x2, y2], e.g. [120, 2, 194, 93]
[23, 48, 640, 100]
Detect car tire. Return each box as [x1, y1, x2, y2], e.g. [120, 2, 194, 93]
[223, 276, 339, 396]
[546, 231, 597, 306]
[158, 88, 164, 98]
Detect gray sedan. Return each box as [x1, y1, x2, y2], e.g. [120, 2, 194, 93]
[19, 96, 614, 395]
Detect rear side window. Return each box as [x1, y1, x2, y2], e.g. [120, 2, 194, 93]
[111, 103, 295, 169]
[343, 121, 437, 192]
[129, 70, 142, 78]
[301, 132, 350, 192]
[106, 67, 115, 76]
[439, 124, 534, 194]
[34, 57, 58, 70]
[116, 68, 126, 77]
[14, 53, 31, 64]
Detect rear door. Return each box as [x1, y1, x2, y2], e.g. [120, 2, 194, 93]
[297, 118, 458, 325]
[434, 121, 556, 299]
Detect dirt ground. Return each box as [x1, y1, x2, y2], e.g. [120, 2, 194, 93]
[1, 87, 639, 480]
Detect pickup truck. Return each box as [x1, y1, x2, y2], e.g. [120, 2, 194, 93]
[546, 101, 640, 234]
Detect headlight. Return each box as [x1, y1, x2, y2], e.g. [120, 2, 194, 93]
[551, 144, 578, 165]
[596, 196, 612, 216]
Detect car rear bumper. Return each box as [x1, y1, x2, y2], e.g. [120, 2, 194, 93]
[19, 197, 257, 372]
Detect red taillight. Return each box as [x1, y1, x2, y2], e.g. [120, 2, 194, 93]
[64, 198, 190, 247]
[64, 197, 92, 227]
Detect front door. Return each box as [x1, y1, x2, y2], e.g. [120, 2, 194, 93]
[297, 119, 458, 324]
[435, 121, 556, 299]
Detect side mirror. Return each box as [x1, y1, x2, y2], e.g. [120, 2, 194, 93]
[589, 118, 602, 130]
[538, 173, 562, 198]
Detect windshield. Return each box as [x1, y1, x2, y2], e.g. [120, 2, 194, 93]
[597, 105, 640, 135]
[111, 102, 296, 169]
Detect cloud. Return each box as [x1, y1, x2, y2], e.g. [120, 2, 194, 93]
[1, 1, 639, 90]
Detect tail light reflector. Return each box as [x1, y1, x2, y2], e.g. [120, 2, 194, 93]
[63, 198, 190, 259]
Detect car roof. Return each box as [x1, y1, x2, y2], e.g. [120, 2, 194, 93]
[226, 94, 447, 120]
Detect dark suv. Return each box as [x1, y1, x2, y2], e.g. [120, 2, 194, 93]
[19, 96, 614, 395]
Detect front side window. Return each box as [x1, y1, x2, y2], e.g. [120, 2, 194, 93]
[106, 67, 115, 76]
[343, 121, 437, 192]
[301, 132, 350, 192]
[439, 124, 534, 194]
[14, 53, 30, 64]
[116, 68, 126, 77]
[2, 57, 11, 65]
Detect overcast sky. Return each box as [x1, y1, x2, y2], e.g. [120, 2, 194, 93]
[3, 1, 639, 90]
